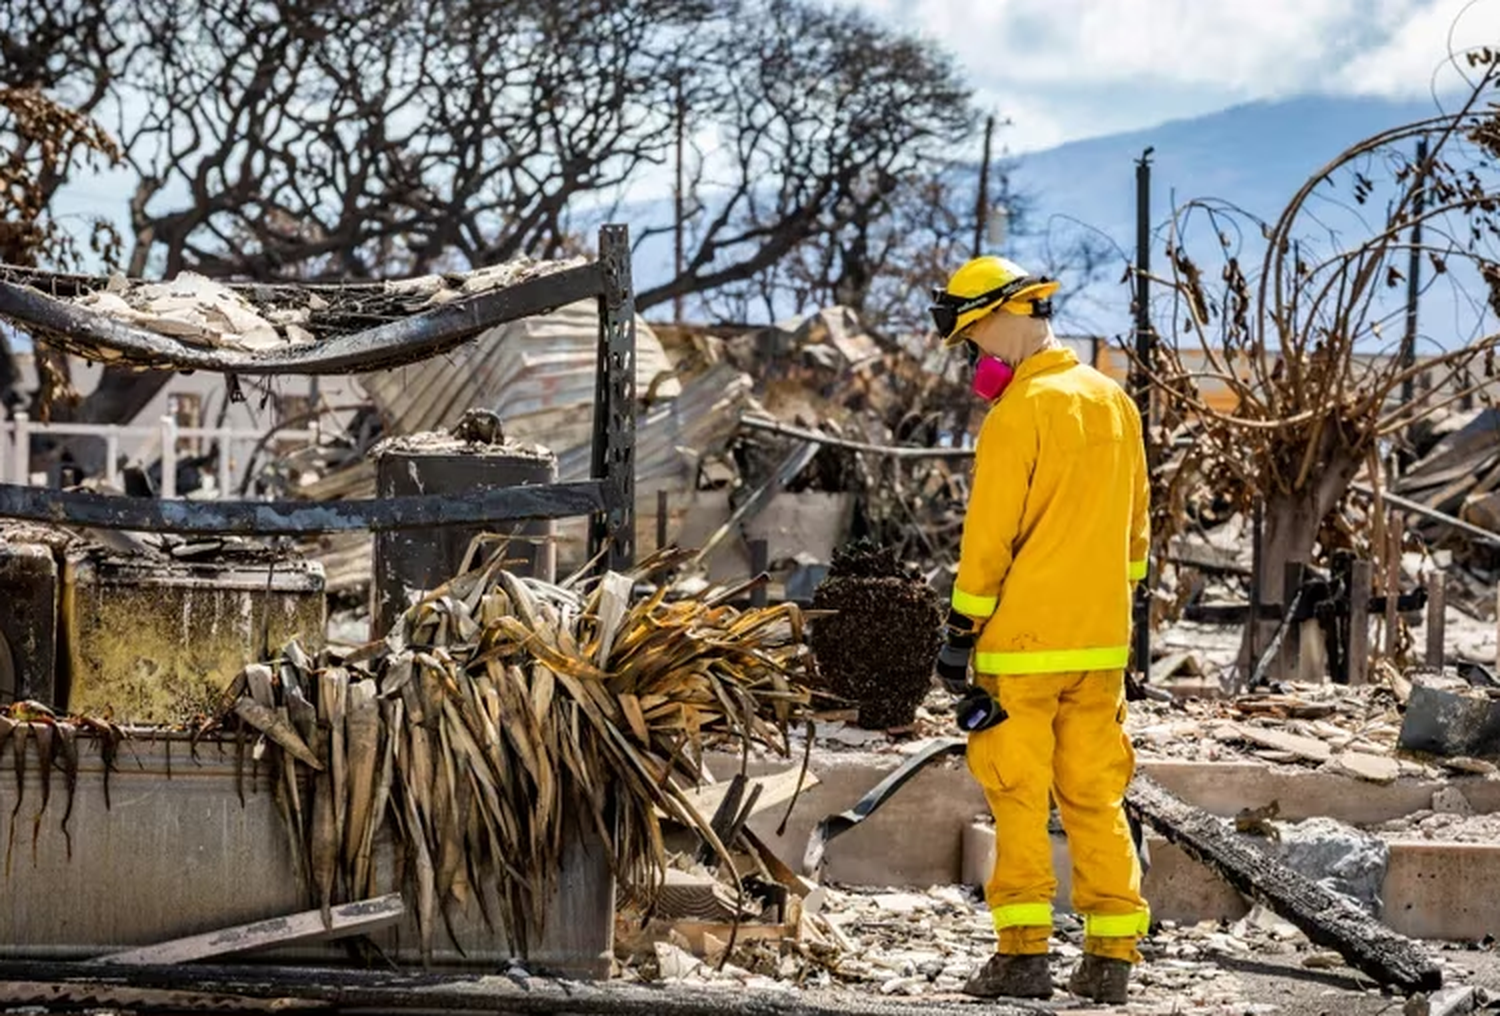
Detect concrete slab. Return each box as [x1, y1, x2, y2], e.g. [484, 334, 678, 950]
[1383, 841, 1500, 942]
[0, 733, 612, 974]
[1141, 759, 1470, 825]
[705, 750, 1500, 887]
[962, 821, 1500, 941]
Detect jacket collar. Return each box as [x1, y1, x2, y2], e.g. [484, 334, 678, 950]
[1013, 345, 1079, 384]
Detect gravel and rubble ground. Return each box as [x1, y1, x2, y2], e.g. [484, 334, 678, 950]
[616, 883, 1500, 1013]
[1371, 808, 1500, 842]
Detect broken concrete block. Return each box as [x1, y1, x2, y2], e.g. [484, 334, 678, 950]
[1274, 817, 1390, 918]
[1431, 787, 1475, 816]
[1323, 751, 1401, 785]
[654, 941, 704, 980]
[1397, 682, 1500, 760]
[62, 552, 325, 723]
[0, 542, 58, 706]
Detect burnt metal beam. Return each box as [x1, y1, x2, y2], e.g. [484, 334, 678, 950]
[0, 225, 638, 546]
[0, 262, 604, 376]
[1349, 482, 1500, 549]
[589, 224, 637, 574]
[1131, 148, 1154, 685]
[0, 480, 607, 535]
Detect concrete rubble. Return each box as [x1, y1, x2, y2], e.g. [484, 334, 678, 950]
[616, 880, 1498, 1012]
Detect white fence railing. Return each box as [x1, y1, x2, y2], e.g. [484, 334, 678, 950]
[1, 412, 317, 498]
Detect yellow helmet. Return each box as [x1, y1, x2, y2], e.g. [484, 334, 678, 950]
[929, 256, 1059, 346]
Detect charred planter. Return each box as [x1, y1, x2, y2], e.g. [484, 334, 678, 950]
[808, 542, 942, 730]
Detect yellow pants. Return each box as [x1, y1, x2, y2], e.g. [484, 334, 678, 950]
[966, 669, 1150, 963]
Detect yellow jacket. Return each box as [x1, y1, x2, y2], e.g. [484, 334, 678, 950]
[952, 346, 1149, 676]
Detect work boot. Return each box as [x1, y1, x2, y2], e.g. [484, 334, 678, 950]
[961, 953, 1053, 1000]
[1067, 953, 1132, 1004]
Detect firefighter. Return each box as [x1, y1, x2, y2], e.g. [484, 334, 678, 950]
[929, 256, 1151, 1004]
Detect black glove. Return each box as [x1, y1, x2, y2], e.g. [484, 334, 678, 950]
[935, 641, 971, 695]
[935, 608, 976, 694]
[954, 684, 1007, 733]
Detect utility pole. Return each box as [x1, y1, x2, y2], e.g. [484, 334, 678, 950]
[673, 72, 687, 325]
[1400, 138, 1428, 412]
[1132, 148, 1154, 684]
[973, 114, 995, 259]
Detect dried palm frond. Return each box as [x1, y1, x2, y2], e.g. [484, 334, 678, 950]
[216, 545, 814, 962]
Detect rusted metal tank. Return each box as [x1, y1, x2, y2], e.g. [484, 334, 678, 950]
[0, 732, 613, 975]
[372, 432, 558, 638]
[60, 553, 326, 723]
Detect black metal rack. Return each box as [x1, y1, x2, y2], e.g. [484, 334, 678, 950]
[0, 225, 637, 573]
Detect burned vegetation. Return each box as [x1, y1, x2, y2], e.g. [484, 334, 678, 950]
[808, 540, 942, 731]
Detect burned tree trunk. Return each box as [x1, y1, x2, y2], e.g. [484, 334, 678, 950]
[1237, 433, 1362, 684]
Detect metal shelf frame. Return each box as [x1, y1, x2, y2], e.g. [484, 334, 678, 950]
[0, 225, 637, 573]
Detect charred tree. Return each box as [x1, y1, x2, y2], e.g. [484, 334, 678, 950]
[1144, 56, 1500, 681]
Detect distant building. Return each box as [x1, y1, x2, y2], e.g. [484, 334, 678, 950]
[4, 352, 364, 493]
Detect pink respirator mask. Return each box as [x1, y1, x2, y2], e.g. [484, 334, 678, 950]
[969, 350, 1014, 401]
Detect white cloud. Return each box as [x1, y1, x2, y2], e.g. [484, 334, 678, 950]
[1334, 0, 1500, 98]
[848, 0, 1494, 151]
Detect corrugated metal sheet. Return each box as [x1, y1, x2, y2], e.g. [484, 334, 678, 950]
[301, 363, 756, 590]
[551, 362, 756, 573]
[359, 299, 680, 453]
[557, 361, 753, 488]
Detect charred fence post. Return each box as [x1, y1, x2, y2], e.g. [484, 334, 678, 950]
[1425, 571, 1446, 669]
[1348, 559, 1372, 685]
[1277, 559, 1305, 682]
[591, 224, 637, 577]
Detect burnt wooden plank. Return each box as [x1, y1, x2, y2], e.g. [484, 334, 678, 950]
[0, 960, 1040, 1015]
[0, 480, 608, 535]
[92, 894, 405, 966]
[1125, 775, 1442, 994]
[1348, 559, 1371, 685]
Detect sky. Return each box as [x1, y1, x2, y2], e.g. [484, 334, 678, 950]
[847, 0, 1500, 153]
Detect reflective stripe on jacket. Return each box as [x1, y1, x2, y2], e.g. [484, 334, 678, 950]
[952, 346, 1149, 675]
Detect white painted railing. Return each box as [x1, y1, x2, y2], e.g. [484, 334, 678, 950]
[1, 412, 317, 498]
